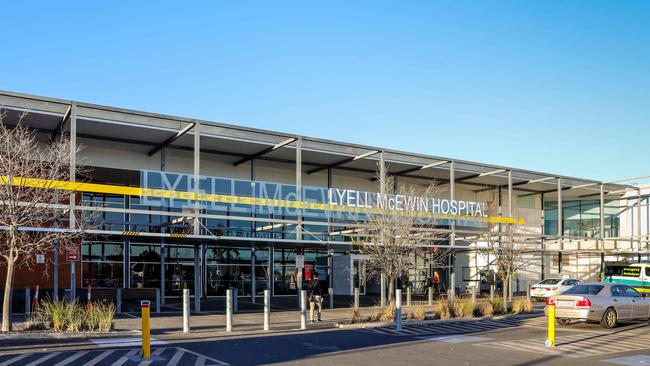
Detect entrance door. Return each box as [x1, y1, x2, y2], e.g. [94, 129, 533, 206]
[165, 263, 195, 297]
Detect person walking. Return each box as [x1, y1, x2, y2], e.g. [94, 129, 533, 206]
[307, 272, 323, 323]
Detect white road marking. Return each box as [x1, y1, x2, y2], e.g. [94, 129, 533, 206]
[110, 349, 139, 366]
[85, 350, 114, 366]
[178, 347, 231, 366]
[137, 347, 166, 366]
[166, 349, 185, 366]
[25, 352, 60, 366]
[92, 337, 168, 348]
[0, 353, 31, 366]
[54, 351, 89, 366]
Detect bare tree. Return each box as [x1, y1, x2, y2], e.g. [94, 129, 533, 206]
[0, 111, 89, 332]
[353, 171, 446, 303]
[478, 216, 537, 310]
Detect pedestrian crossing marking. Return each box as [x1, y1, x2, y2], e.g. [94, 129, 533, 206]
[0, 347, 229, 366]
[477, 325, 650, 358]
[359, 315, 545, 337]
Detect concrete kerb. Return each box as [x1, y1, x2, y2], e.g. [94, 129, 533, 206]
[334, 310, 543, 330]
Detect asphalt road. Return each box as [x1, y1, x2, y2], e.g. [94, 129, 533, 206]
[1, 316, 650, 365]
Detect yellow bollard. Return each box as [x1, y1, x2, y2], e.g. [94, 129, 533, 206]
[141, 300, 151, 359]
[546, 297, 555, 348]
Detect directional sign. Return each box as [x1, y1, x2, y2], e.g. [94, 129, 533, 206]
[67, 247, 79, 262]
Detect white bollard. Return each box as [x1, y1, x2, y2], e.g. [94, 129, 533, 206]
[300, 290, 307, 330]
[116, 288, 122, 314]
[155, 288, 161, 314]
[354, 287, 359, 309]
[471, 285, 476, 305]
[264, 290, 270, 331]
[233, 287, 238, 313]
[407, 286, 411, 307]
[328, 287, 334, 309]
[226, 289, 233, 332]
[490, 284, 495, 303]
[380, 274, 386, 307]
[395, 289, 402, 331]
[428, 286, 433, 306]
[183, 288, 190, 333]
[24, 287, 30, 315]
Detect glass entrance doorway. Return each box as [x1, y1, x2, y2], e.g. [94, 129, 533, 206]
[165, 245, 195, 297]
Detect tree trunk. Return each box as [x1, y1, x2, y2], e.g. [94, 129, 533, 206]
[2, 260, 15, 332]
[387, 277, 395, 304]
[502, 274, 509, 313]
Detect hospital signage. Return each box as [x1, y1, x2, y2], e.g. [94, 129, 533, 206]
[327, 189, 487, 217]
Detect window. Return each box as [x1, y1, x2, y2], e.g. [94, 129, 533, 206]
[82, 241, 124, 288]
[539, 279, 562, 285]
[564, 285, 603, 295]
[611, 286, 624, 297]
[622, 286, 641, 298]
[645, 267, 650, 277]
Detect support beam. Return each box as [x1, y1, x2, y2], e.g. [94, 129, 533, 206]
[600, 184, 605, 249]
[296, 137, 302, 241]
[52, 104, 72, 139]
[147, 122, 196, 157]
[638, 188, 642, 254]
[558, 178, 563, 248]
[473, 176, 555, 193]
[307, 150, 379, 175]
[508, 170, 513, 218]
[233, 137, 296, 166]
[193, 121, 201, 235]
[377, 160, 448, 179]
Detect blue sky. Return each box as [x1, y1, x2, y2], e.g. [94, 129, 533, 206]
[1, 1, 649, 183]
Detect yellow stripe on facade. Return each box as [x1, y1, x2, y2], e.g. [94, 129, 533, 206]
[0, 176, 526, 225]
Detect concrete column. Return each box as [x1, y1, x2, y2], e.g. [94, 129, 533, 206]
[24, 287, 30, 315]
[406, 286, 411, 307]
[354, 287, 359, 309]
[268, 246, 274, 295]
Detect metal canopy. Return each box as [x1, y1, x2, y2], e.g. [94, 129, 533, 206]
[0, 89, 635, 198]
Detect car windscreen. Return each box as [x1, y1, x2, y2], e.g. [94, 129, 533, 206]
[563, 285, 603, 295]
[538, 279, 561, 285]
[605, 266, 641, 278]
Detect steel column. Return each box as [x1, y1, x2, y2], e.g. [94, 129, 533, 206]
[600, 184, 605, 251]
[449, 161, 455, 298]
[557, 178, 563, 249]
[69, 102, 77, 298]
[296, 137, 302, 241]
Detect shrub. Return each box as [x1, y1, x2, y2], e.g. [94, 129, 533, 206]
[412, 305, 426, 320]
[491, 297, 504, 315]
[453, 299, 474, 318]
[350, 309, 362, 324]
[369, 307, 382, 322]
[34, 298, 115, 332]
[379, 304, 396, 322]
[435, 301, 451, 320]
[477, 302, 494, 317]
[512, 298, 534, 315]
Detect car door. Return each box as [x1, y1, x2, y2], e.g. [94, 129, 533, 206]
[611, 285, 633, 319]
[623, 285, 650, 319]
[558, 279, 571, 294]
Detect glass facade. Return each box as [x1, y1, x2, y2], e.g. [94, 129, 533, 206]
[544, 199, 620, 237]
[82, 241, 124, 288]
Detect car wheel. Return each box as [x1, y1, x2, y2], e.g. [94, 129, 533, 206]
[601, 308, 617, 329]
[557, 319, 571, 326]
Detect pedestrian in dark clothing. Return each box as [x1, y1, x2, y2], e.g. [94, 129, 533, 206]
[307, 272, 323, 322]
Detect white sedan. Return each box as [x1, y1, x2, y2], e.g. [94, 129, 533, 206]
[530, 278, 582, 300]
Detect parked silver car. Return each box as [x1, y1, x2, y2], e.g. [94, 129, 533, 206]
[551, 282, 650, 328]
